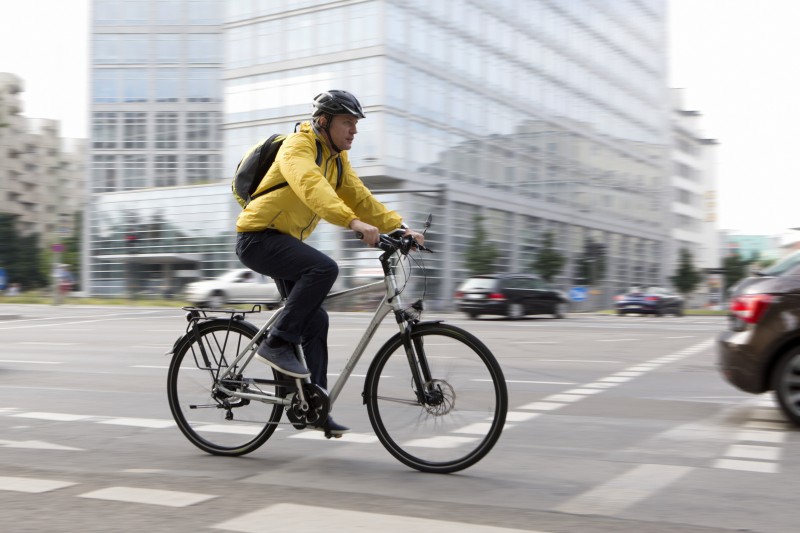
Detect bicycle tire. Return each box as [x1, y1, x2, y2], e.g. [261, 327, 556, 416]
[364, 322, 507, 473]
[167, 319, 283, 456]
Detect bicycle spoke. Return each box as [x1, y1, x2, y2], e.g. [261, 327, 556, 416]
[167, 320, 283, 456]
[366, 323, 507, 473]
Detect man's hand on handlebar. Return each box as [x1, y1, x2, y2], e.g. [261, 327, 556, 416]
[349, 219, 380, 246]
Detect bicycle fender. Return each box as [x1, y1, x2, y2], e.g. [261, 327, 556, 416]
[361, 320, 444, 404]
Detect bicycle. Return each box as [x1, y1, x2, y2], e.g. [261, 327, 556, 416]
[166, 218, 508, 473]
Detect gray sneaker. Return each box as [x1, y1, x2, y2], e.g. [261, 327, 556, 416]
[255, 341, 310, 378]
[313, 415, 351, 437]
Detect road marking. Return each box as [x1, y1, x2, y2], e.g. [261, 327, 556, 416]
[512, 341, 558, 344]
[0, 310, 168, 331]
[131, 365, 169, 369]
[556, 464, 692, 516]
[536, 359, 620, 363]
[453, 422, 495, 434]
[564, 388, 603, 395]
[743, 420, 787, 430]
[713, 459, 778, 474]
[505, 411, 541, 422]
[17, 342, 78, 346]
[98, 417, 176, 429]
[0, 439, 83, 451]
[597, 338, 638, 342]
[599, 376, 632, 383]
[13, 412, 93, 422]
[289, 432, 378, 443]
[497, 380, 576, 385]
[0, 476, 76, 493]
[212, 503, 543, 533]
[614, 371, 644, 377]
[78, 487, 215, 507]
[735, 430, 786, 443]
[403, 435, 479, 448]
[519, 401, 564, 411]
[666, 336, 696, 339]
[724, 444, 781, 461]
[196, 424, 275, 435]
[543, 394, 584, 403]
[0, 360, 63, 365]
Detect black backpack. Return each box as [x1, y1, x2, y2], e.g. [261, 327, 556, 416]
[232, 132, 343, 208]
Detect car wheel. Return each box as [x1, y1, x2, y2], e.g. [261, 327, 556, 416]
[553, 302, 567, 319]
[617, 311, 625, 316]
[507, 302, 525, 320]
[208, 292, 226, 308]
[674, 306, 684, 317]
[466, 312, 479, 319]
[772, 346, 800, 426]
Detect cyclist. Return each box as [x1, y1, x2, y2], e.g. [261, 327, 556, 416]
[235, 90, 424, 435]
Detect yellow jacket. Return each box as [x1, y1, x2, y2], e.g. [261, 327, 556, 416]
[236, 122, 402, 240]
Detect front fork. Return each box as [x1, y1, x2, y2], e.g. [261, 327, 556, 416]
[398, 319, 437, 404]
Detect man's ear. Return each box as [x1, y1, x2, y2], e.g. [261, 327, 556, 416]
[318, 115, 328, 128]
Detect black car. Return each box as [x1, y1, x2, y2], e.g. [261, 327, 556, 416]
[717, 250, 800, 425]
[614, 286, 684, 316]
[454, 274, 568, 319]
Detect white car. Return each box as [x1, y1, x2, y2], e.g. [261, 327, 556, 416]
[184, 269, 281, 308]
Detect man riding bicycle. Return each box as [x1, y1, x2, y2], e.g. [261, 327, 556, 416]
[235, 90, 424, 435]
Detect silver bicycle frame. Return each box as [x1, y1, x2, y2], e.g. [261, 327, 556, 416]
[216, 254, 409, 408]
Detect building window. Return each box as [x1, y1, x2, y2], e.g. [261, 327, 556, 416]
[186, 68, 220, 102]
[187, 34, 220, 63]
[122, 155, 147, 189]
[93, 155, 118, 192]
[93, 69, 119, 103]
[121, 68, 147, 102]
[156, 34, 181, 63]
[155, 0, 182, 25]
[186, 154, 220, 184]
[155, 68, 180, 102]
[92, 112, 118, 149]
[154, 155, 178, 187]
[155, 112, 179, 149]
[123, 112, 147, 149]
[186, 112, 218, 149]
[121, 34, 148, 63]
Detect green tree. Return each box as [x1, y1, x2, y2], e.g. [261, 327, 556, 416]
[670, 248, 702, 296]
[464, 214, 498, 275]
[0, 213, 47, 289]
[722, 250, 750, 293]
[575, 239, 606, 285]
[533, 231, 565, 283]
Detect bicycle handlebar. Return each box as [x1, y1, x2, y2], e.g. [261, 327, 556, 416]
[354, 229, 433, 254]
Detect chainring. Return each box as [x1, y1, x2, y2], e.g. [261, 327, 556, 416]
[285, 383, 330, 429]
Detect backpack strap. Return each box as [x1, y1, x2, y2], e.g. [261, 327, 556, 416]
[253, 139, 342, 198]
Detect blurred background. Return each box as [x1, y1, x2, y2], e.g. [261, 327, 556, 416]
[1, 0, 798, 311]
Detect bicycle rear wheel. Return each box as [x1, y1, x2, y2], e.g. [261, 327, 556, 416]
[364, 323, 507, 473]
[167, 319, 283, 456]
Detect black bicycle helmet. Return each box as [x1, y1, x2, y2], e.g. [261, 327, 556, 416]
[312, 90, 366, 119]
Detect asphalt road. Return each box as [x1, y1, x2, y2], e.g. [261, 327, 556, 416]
[0, 305, 795, 533]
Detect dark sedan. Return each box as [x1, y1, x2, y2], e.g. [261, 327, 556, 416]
[717, 250, 800, 425]
[614, 286, 684, 316]
[454, 274, 568, 319]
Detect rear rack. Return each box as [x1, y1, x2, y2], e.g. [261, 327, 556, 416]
[182, 305, 263, 321]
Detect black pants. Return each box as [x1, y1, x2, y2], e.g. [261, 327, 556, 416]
[236, 230, 338, 389]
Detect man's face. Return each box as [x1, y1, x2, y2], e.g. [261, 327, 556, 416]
[326, 114, 359, 151]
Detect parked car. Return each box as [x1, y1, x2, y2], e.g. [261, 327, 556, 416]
[184, 269, 281, 308]
[614, 286, 684, 316]
[717, 250, 800, 425]
[454, 274, 568, 319]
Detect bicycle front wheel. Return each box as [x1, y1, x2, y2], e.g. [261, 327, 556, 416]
[167, 319, 283, 456]
[365, 323, 507, 473]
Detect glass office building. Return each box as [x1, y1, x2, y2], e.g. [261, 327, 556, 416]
[87, 0, 670, 307]
[224, 0, 670, 307]
[87, 0, 228, 296]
